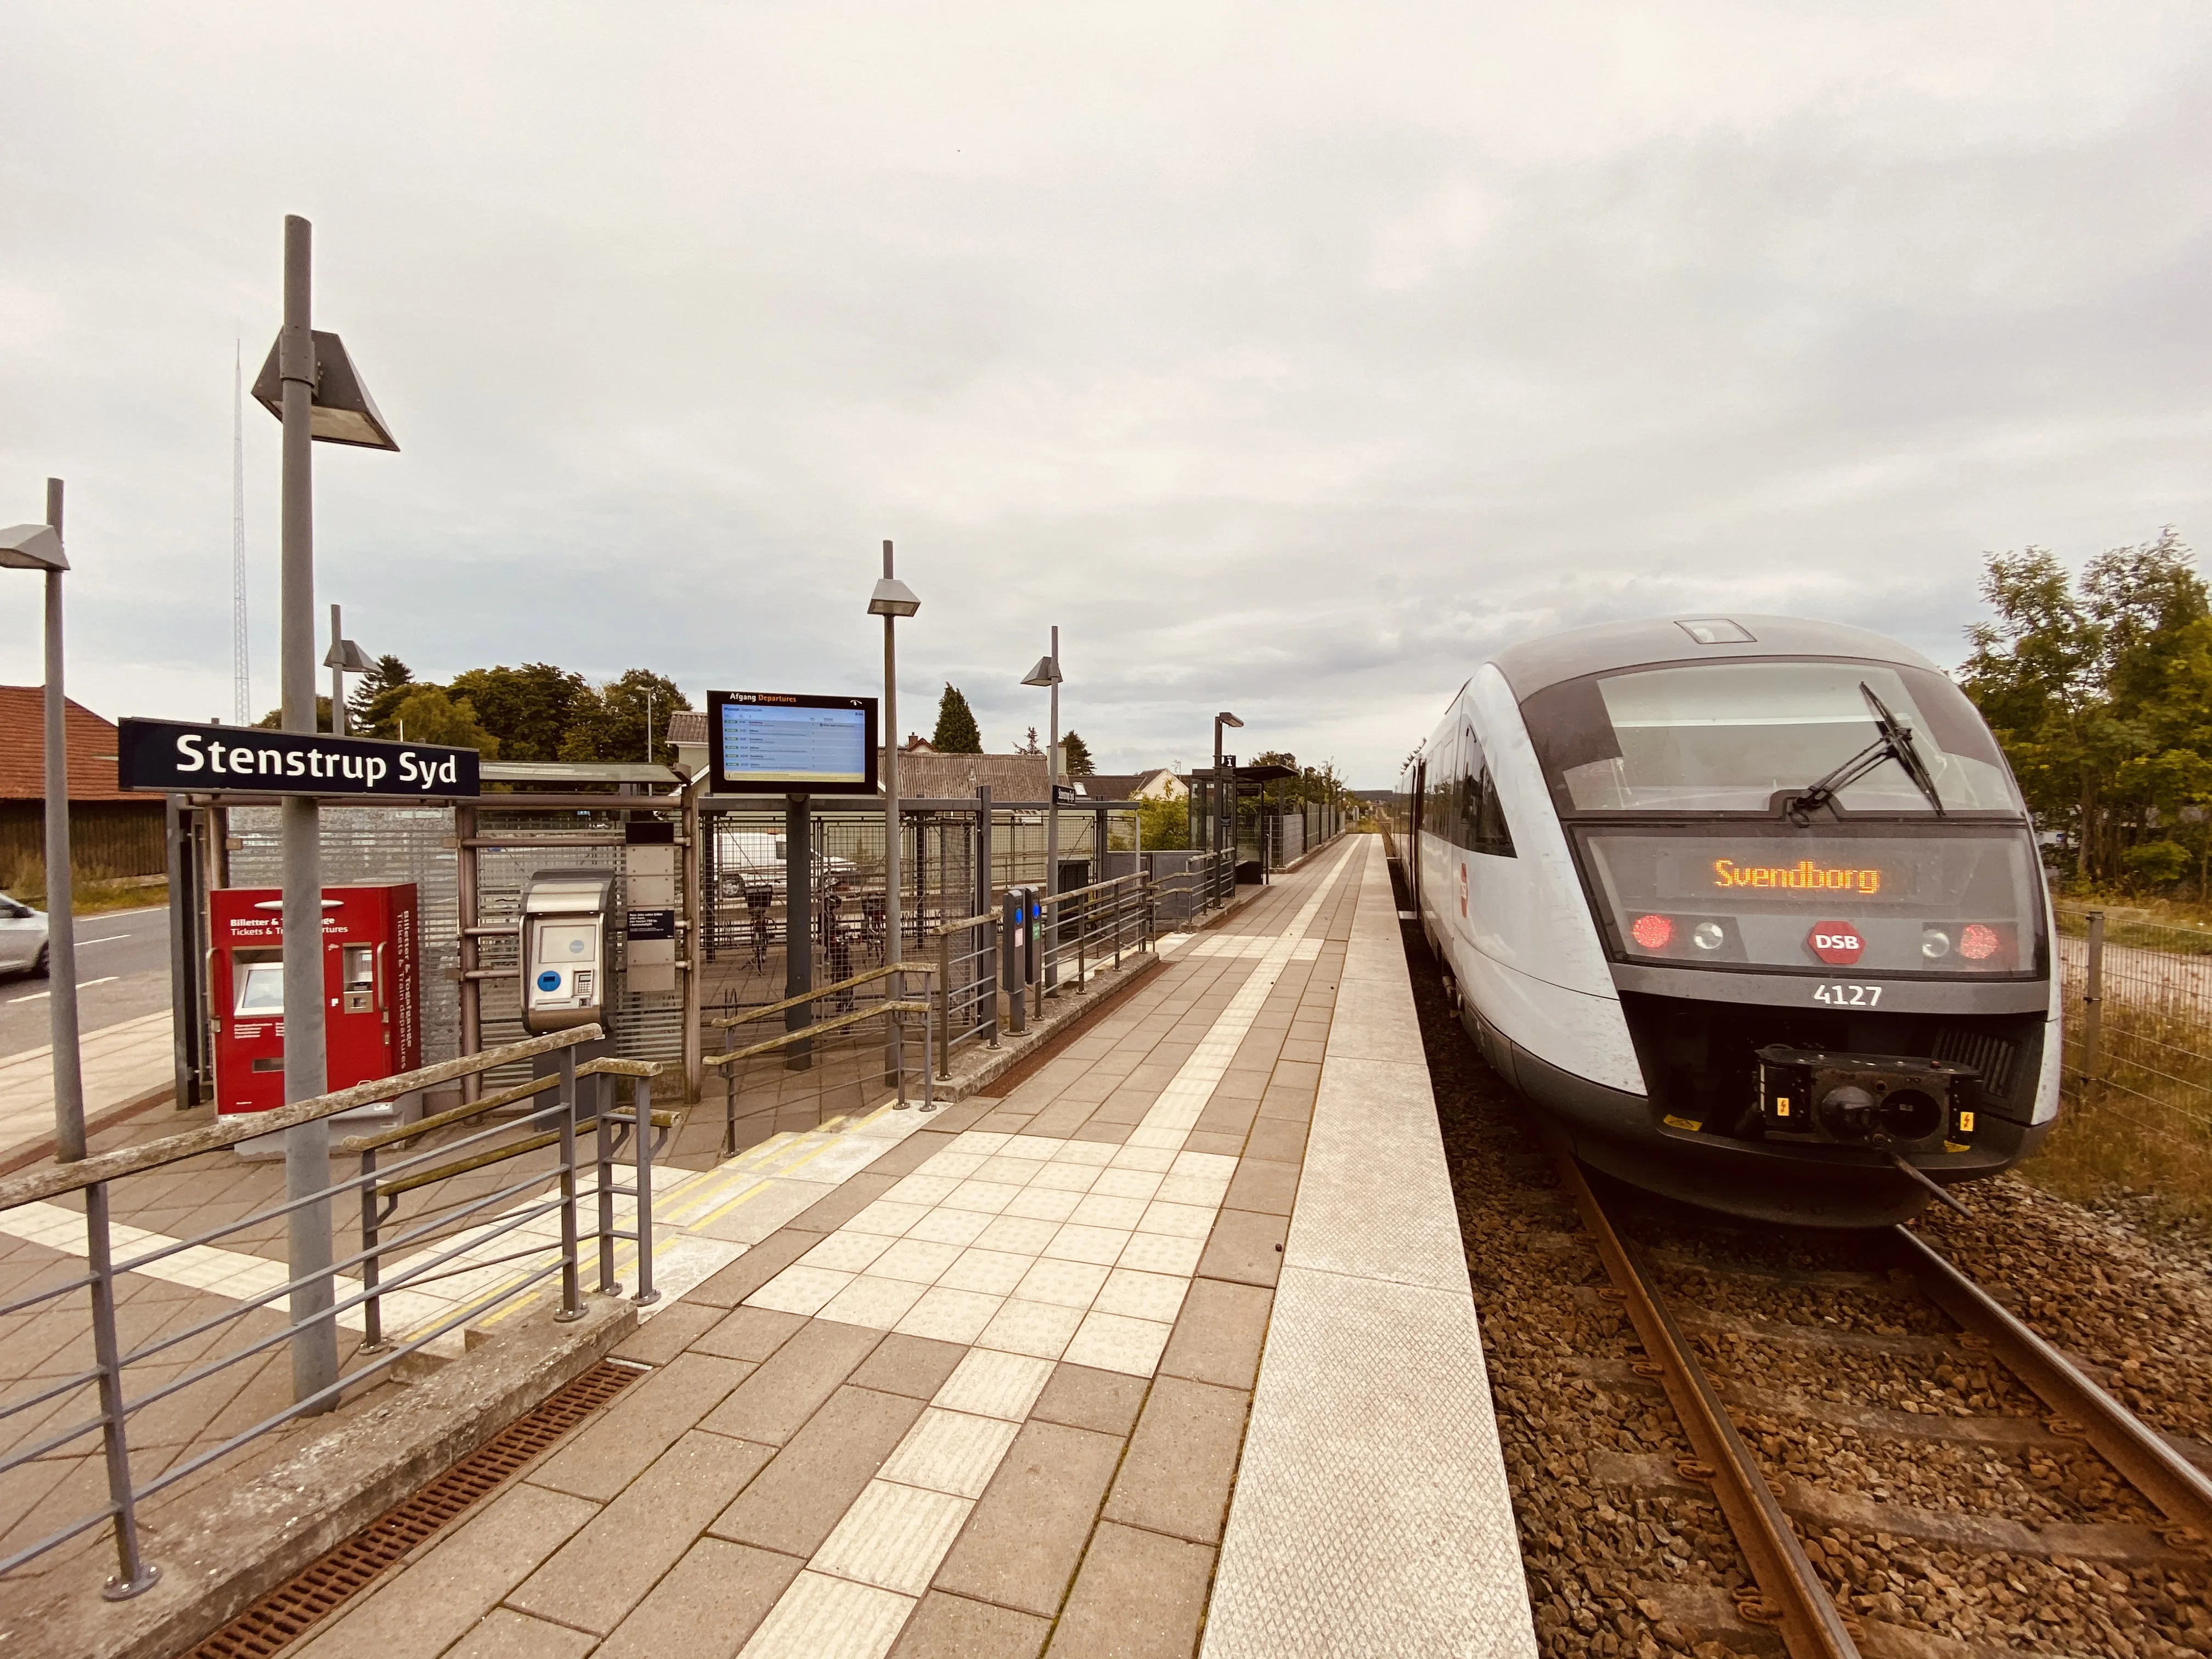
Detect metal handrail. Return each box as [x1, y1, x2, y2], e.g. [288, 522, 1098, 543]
[0, 1023, 620, 1601]
[0, 1025, 605, 1211]
[706, 960, 936, 1029]
[706, 999, 932, 1067]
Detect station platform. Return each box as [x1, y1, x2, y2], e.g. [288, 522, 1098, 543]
[285, 837, 1534, 1659]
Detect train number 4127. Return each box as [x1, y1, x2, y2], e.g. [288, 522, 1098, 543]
[1813, 983, 1882, 1007]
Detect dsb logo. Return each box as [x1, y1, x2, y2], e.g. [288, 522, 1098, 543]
[1807, 922, 1864, 966]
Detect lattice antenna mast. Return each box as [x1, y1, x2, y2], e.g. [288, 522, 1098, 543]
[232, 340, 250, 723]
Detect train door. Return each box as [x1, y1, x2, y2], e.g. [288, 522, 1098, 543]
[1408, 757, 1427, 912]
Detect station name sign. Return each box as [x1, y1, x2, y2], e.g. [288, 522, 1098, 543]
[117, 718, 481, 798]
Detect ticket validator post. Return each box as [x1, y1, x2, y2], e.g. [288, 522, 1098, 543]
[521, 869, 617, 1053]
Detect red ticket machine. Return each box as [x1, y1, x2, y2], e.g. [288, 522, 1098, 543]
[210, 883, 421, 1116]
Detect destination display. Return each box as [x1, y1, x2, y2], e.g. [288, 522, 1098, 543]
[707, 691, 878, 794]
[116, 718, 481, 798]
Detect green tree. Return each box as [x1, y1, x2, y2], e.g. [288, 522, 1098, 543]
[1133, 794, 1189, 849]
[447, 663, 595, 761]
[1962, 527, 2207, 884]
[932, 684, 983, 753]
[1061, 730, 1095, 777]
[349, 654, 415, 735]
[560, 670, 692, 765]
[386, 685, 500, 754]
[256, 696, 335, 732]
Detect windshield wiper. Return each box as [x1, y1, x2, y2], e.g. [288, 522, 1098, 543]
[1785, 682, 1946, 823]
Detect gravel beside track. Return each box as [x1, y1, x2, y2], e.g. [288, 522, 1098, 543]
[1397, 860, 2212, 1659]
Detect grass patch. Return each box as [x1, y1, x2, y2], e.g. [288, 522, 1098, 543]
[0, 877, 167, 917]
[2023, 995, 2212, 1229]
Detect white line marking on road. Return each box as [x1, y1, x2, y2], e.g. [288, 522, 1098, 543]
[78, 934, 131, 945]
[5, 977, 116, 1001]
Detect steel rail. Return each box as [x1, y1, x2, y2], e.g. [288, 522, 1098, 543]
[1893, 1224, 2212, 1547]
[1542, 1129, 1862, 1659]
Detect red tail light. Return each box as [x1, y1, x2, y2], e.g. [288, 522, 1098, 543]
[1630, 913, 1674, 950]
[1959, 923, 2001, 961]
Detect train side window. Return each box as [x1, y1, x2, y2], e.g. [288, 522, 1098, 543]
[1458, 727, 1483, 850]
[1472, 766, 1517, 856]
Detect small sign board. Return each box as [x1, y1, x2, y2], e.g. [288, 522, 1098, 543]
[117, 718, 481, 798]
[706, 691, 878, 795]
[626, 909, 677, 942]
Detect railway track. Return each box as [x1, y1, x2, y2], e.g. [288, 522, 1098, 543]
[1543, 1128, 2212, 1659]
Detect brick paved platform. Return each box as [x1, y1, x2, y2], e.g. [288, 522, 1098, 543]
[287, 838, 1534, 1659]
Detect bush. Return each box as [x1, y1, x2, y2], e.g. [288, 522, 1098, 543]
[2123, 839, 2193, 889]
[1133, 795, 1189, 850]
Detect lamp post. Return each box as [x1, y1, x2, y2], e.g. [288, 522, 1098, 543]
[1212, 710, 1243, 860]
[868, 540, 921, 974]
[323, 605, 371, 736]
[1023, 631, 1064, 985]
[0, 491, 83, 1162]
[252, 213, 399, 1410]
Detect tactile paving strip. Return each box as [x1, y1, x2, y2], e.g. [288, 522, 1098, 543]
[183, 1358, 647, 1658]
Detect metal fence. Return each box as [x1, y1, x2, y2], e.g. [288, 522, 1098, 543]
[1260, 799, 1347, 870]
[703, 963, 939, 1156]
[2053, 906, 2212, 1167]
[230, 803, 465, 1070]
[467, 811, 688, 1085]
[0, 1024, 653, 1597]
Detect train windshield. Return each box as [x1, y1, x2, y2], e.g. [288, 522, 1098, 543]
[1522, 660, 2022, 815]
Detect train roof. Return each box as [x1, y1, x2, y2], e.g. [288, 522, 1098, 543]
[1490, 614, 1942, 701]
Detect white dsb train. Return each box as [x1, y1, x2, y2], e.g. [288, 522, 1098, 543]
[1392, 615, 2059, 1227]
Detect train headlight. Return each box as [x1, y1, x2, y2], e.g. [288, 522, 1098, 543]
[1959, 924, 2000, 961]
[1630, 913, 1674, 950]
[1921, 927, 1952, 960]
[1691, 921, 1726, 952]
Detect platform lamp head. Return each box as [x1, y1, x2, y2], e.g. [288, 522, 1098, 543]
[251, 330, 400, 451]
[0, 523, 66, 572]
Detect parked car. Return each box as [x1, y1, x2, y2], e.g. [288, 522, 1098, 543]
[0, 894, 49, 978]
[716, 832, 861, 892]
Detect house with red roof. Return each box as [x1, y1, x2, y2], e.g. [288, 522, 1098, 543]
[0, 687, 165, 891]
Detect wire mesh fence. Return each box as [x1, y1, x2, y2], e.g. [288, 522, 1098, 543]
[2052, 906, 2212, 1208]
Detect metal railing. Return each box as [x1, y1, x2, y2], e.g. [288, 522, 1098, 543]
[705, 962, 939, 1150]
[930, 906, 1002, 1076]
[0, 1024, 651, 1599]
[1031, 871, 1153, 1014]
[1146, 847, 1235, 928]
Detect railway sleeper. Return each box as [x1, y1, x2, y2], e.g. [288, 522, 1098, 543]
[1628, 1582, 2113, 1659]
[1566, 1282, 1967, 1359]
[1591, 1448, 2204, 1570]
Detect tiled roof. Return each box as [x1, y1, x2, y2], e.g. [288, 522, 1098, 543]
[0, 687, 136, 802]
[664, 709, 708, 746]
[887, 752, 1050, 800]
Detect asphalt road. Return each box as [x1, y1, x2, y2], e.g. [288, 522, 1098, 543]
[0, 904, 172, 1058]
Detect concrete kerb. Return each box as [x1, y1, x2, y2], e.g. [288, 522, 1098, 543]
[8, 1293, 636, 1659]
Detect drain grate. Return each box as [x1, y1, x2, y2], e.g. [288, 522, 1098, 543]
[185, 1358, 647, 1658]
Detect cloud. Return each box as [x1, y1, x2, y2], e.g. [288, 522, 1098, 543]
[1, 1, 2205, 782]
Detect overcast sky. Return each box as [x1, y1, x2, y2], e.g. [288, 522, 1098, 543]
[3, 3, 2205, 786]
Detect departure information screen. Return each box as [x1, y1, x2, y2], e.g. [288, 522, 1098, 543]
[707, 691, 879, 793]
